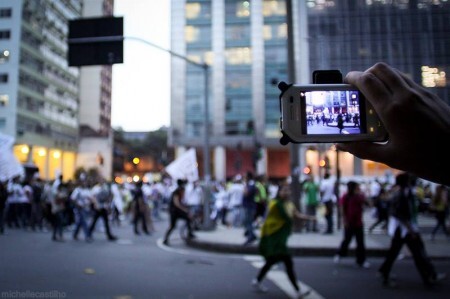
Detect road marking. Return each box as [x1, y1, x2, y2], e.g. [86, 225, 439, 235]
[116, 239, 133, 245]
[84, 268, 96, 275]
[244, 256, 325, 299]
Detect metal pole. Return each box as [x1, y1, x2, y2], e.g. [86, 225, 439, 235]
[287, 0, 302, 224]
[335, 148, 342, 230]
[202, 63, 213, 230]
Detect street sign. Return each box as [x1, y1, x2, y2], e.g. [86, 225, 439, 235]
[68, 16, 123, 66]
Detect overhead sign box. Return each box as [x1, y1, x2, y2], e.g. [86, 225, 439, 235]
[68, 16, 123, 66]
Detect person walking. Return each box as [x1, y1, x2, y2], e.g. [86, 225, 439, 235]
[6, 176, 25, 229]
[0, 180, 7, 234]
[378, 172, 446, 287]
[243, 171, 258, 245]
[163, 179, 195, 245]
[228, 175, 245, 227]
[303, 176, 319, 233]
[70, 179, 94, 241]
[430, 184, 449, 241]
[132, 181, 150, 236]
[320, 173, 336, 234]
[51, 183, 68, 242]
[87, 179, 117, 241]
[30, 177, 44, 232]
[368, 187, 390, 233]
[252, 180, 313, 298]
[254, 175, 268, 227]
[333, 181, 370, 268]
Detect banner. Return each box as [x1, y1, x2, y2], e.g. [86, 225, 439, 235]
[164, 148, 199, 182]
[0, 132, 24, 181]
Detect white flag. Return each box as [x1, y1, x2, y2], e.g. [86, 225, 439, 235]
[164, 148, 199, 182]
[0, 132, 24, 181]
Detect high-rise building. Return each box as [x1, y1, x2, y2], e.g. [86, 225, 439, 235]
[170, 0, 449, 181]
[0, 0, 82, 181]
[76, 0, 115, 180]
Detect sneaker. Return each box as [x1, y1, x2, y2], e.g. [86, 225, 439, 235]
[383, 278, 398, 288]
[108, 235, 118, 241]
[430, 272, 447, 284]
[163, 239, 169, 246]
[297, 289, 311, 298]
[251, 278, 268, 293]
[333, 254, 340, 264]
[360, 261, 371, 269]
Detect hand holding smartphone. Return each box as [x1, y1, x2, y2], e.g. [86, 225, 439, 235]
[279, 83, 388, 144]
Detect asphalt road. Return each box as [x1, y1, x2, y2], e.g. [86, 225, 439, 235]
[1, 215, 449, 299]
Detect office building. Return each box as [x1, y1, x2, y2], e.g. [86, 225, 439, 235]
[0, 0, 82, 181]
[171, 0, 449, 181]
[0, 0, 116, 181]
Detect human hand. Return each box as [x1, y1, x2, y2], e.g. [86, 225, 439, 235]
[337, 62, 450, 185]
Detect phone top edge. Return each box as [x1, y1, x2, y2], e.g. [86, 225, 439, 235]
[289, 83, 356, 90]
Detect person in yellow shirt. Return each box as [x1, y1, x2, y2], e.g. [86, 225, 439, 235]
[252, 180, 314, 298]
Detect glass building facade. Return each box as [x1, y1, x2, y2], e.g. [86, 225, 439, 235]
[170, 0, 450, 181]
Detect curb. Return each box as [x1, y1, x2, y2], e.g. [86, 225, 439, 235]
[186, 239, 450, 260]
[186, 239, 388, 257]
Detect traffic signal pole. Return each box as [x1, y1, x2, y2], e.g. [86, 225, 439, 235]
[69, 33, 213, 230]
[125, 36, 214, 230]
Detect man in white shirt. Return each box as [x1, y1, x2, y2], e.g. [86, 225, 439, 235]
[320, 173, 336, 234]
[184, 180, 203, 229]
[227, 175, 245, 227]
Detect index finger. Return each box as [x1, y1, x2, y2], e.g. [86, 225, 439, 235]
[344, 70, 391, 115]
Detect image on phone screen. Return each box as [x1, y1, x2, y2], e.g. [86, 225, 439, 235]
[302, 90, 367, 135]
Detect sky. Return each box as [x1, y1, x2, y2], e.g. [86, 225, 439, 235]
[111, 0, 171, 132]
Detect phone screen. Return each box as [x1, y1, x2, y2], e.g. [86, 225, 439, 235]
[301, 89, 367, 135]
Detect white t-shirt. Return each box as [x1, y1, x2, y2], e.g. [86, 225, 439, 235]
[70, 186, 92, 208]
[228, 182, 245, 207]
[184, 183, 203, 206]
[320, 177, 336, 203]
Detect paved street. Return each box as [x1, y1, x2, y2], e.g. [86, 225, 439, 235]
[1, 213, 449, 299]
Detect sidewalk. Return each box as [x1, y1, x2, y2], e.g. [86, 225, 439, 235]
[186, 212, 450, 260]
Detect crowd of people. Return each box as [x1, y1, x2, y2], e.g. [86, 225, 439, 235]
[0, 173, 176, 241]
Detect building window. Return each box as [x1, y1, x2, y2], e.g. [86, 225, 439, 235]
[225, 25, 250, 42]
[263, 23, 287, 40]
[185, 25, 211, 44]
[263, 0, 286, 16]
[0, 30, 11, 39]
[0, 118, 5, 129]
[226, 1, 251, 18]
[225, 47, 252, 65]
[0, 74, 8, 83]
[186, 2, 211, 19]
[0, 8, 12, 18]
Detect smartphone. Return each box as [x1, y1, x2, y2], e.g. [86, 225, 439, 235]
[279, 83, 388, 144]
